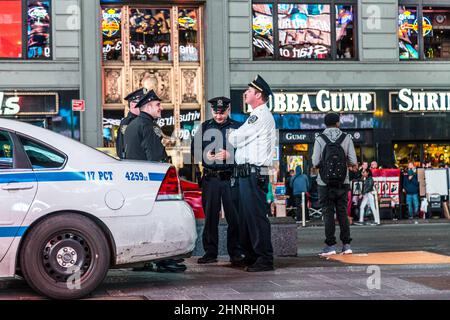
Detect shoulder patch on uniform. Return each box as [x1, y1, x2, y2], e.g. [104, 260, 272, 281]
[153, 126, 162, 137]
[120, 125, 128, 135]
[247, 115, 258, 124]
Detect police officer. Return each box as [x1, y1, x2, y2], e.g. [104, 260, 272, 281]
[191, 97, 243, 266]
[228, 75, 276, 272]
[124, 89, 186, 273]
[116, 88, 146, 159]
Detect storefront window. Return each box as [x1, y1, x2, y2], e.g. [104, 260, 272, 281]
[178, 8, 199, 62]
[278, 4, 331, 59]
[0, 0, 52, 59]
[394, 143, 421, 168]
[27, 0, 51, 59]
[399, 4, 450, 60]
[0, 0, 23, 58]
[129, 8, 171, 61]
[252, 1, 357, 60]
[336, 5, 355, 59]
[424, 143, 450, 167]
[102, 7, 122, 61]
[398, 6, 419, 60]
[252, 4, 274, 59]
[423, 7, 450, 60]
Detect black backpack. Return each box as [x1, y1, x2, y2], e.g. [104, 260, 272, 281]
[319, 133, 347, 187]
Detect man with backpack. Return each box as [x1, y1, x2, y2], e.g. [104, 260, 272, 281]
[312, 113, 358, 256]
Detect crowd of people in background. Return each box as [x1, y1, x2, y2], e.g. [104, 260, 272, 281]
[282, 158, 448, 225]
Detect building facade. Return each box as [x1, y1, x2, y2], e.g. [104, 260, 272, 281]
[208, 0, 450, 178]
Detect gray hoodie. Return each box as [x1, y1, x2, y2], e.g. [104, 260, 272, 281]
[311, 128, 357, 186]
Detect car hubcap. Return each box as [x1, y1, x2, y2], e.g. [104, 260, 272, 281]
[42, 232, 93, 283]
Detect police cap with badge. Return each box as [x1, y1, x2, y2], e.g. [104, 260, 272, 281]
[135, 89, 162, 109]
[124, 88, 147, 105]
[208, 96, 231, 114]
[248, 75, 273, 98]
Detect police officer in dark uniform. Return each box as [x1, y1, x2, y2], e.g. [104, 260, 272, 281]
[116, 88, 146, 159]
[191, 97, 244, 266]
[124, 89, 186, 273]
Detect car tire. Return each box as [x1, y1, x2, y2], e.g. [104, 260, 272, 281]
[20, 213, 110, 300]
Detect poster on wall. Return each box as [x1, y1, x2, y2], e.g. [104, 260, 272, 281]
[286, 155, 303, 172]
[425, 169, 449, 196]
[372, 169, 401, 206]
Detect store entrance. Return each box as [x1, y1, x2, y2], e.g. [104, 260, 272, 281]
[394, 142, 450, 168]
[282, 144, 310, 176]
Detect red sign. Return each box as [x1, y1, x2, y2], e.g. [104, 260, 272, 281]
[372, 169, 401, 206]
[72, 99, 85, 112]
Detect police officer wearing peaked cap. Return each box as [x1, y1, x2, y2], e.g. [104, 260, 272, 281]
[124, 89, 186, 273]
[115, 88, 146, 159]
[191, 96, 244, 265]
[228, 75, 276, 272]
[123, 89, 168, 162]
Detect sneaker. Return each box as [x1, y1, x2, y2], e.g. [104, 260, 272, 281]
[341, 244, 353, 255]
[319, 245, 337, 256]
[353, 222, 365, 226]
[197, 255, 218, 264]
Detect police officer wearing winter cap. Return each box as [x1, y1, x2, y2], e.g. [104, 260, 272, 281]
[228, 75, 276, 272]
[115, 88, 146, 159]
[191, 97, 244, 265]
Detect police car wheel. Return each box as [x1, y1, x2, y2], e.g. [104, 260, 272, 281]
[20, 213, 110, 300]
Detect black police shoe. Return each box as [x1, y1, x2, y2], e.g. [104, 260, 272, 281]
[156, 259, 187, 273]
[245, 263, 274, 272]
[197, 255, 218, 264]
[132, 263, 155, 272]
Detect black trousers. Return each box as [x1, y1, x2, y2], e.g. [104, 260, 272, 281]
[236, 173, 273, 266]
[201, 176, 241, 259]
[318, 185, 352, 246]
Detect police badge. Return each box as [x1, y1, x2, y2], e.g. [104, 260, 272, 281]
[153, 126, 163, 137]
[247, 115, 258, 124]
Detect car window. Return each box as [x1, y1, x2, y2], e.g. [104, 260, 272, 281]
[19, 136, 65, 169]
[0, 131, 13, 170]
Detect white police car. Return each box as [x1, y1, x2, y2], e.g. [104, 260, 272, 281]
[0, 118, 197, 299]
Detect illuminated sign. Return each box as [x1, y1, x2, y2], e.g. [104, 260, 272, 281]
[0, 93, 20, 116]
[244, 90, 376, 114]
[102, 8, 121, 37]
[390, 88, 450, 112]
[0, 92, 59, 116]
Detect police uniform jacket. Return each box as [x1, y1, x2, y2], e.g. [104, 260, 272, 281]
[123, 112, 168, 162]
[191, 118, 241, 171]
[116, 113, 138, 159]
[228, 103, 275, 167]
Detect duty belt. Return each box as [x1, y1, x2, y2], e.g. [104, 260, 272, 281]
[234, 164, 270, 178]
[203, 168, 232, 180]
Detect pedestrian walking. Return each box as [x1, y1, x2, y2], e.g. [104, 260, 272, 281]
[228, 75, 276, 272]
[191, 96, 243, 266]
[124, 89, 186, 273]
[115, 88, 145, 159]
[312, 112, 358, 256]
[354, 169, 380, 226]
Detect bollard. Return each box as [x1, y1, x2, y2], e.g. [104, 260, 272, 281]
[302, 192, 306, 227]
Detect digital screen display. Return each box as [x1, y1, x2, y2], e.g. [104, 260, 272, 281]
[287, 155, 304, 172]
[27, 0, 51, 59]
[0, 0, 22, 58]
[398, 7, 419, 60]
[252, 4, 274, 59]
[278, 4, 331, 59]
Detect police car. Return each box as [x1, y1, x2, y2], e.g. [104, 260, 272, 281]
[0, 118, 197, 299]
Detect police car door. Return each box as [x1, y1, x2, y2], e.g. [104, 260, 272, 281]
[0, 130, 37, 262]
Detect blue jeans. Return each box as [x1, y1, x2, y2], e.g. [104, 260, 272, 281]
[406, 194, 419, 218]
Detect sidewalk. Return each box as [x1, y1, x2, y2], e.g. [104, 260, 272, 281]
[299, 217, 450, 227]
